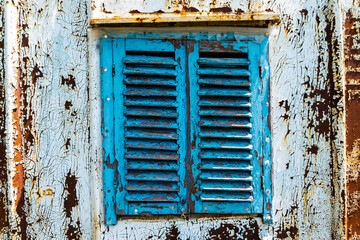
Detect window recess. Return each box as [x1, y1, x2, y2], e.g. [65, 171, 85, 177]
[101, 32, 271, 226]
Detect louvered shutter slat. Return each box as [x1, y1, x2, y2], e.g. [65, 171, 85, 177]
[125, 108, 178, 118]
[197, 69, 250, 76]
[198, 88, 251, 97]
[125, 129, 178, 140]
[199, 128, 252, 139]
[126, 182, 179, 192]
[125, 119, 178, 128]
[125, 150, 179, 161]
[125, 86, 177, 96]
[124, 77, 177, 86]
[124, 67, 177, 76]
[198, 78, 250, 87]
[197, 58, 250, 67]
[124, 97, 178, 107]
[123, 55, 178, 66]
[126, 160, 179, 171]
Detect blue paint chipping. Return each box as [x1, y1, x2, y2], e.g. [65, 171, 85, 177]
[101, 33, 272, 226]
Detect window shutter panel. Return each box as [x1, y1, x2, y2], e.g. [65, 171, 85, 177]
[189, 39, 263, 214]
[112, 38, 186, 217]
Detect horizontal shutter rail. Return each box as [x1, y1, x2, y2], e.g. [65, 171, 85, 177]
[197, 58, 250, 67]
[125, 119, 178, 129]
[197, 69, 250, 77]
[199, 118, 252, 128]
[126, 151, 179, 161]
[126, 172, 180, 182]
[125, 108, 178, 118]
[125, 139, 179, 151]
[123, 55, 178, 66]
[126, 160, 179, 171]
[198, 79, 250, 87]
[199, 139, 253, 150]
[125, 97, 178, 107]
[125, 86, 177, 96]
[125, 129, 178, 140]
[199, 98, 251, 107]
[199, 108, 252, 117]
[199, 129, 252, 139]
[125, 192, 180, 202]
[126, 182, 179, 192]
[198, 88, 251, 97]
[199, 150, 252, 160]
[124, 77, 177, 86]
[199, 41, 248, 53]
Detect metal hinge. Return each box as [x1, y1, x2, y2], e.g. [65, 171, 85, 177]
[112, 64, 115, 77]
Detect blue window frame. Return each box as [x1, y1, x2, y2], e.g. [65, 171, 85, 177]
[101, 32, 271, 225]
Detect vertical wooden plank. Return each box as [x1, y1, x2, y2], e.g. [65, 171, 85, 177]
[260, 36, 272, 223]
[187, 40, 201, 213]
[101, 37, 116, 225]
[175, 39, 188, 215]
[248, 39, 263, 214]
[114, 38, 127, 216]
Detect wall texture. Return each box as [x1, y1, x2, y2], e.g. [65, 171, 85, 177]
[343, 1, 360, 239]
[0, 0, 349, 239]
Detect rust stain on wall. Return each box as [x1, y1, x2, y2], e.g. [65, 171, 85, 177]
[165, 224, 180, 240]
[344, 9, 360, 239]
[206, 220, 260, 240]
[64, 171, 82, 239]
[61, 74, 76, 90]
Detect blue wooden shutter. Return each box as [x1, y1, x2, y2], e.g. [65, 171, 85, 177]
[188, 38, 268, 215]
[103, 38, 187, 224]
[102, 34, 272, 225]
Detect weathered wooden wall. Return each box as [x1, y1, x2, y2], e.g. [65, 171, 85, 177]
[0, 0, 349, 239]
[343, 1, 360, 239]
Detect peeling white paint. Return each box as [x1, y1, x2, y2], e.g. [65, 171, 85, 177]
[0, 0, 347, 239]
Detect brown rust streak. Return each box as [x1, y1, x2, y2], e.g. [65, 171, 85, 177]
[14, 45, 26, 238]
[345, 9, 360, 239]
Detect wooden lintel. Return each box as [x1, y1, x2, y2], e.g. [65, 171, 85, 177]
[90, 13, 280, 25]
